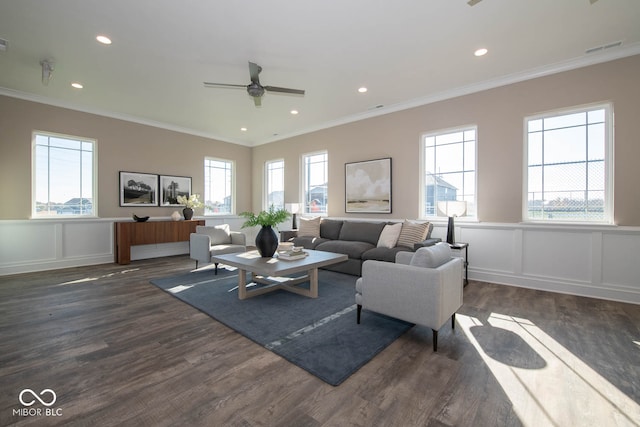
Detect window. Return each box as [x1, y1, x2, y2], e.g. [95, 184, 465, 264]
[420, 127, 477, 219]
[302, 151, 328, 214]
[204, 158, 234, 215]
[264, 159, 284, 210]
[33, 131, 96, 217]
[525, 104, 612, 223]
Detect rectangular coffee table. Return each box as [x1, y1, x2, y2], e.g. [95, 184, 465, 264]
[210, 249, 348, 300]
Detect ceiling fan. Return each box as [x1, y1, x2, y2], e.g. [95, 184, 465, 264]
[204, 61, 305, 107]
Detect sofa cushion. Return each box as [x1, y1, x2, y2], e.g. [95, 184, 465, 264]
[290, 236, 329, 249]
[396, 221, 430, 249]
[410, 243, 451, 268]
[316, 240, 375, 259]
[320, 219, 343, 240]
[196, 224, 231, 245]
[338, 221, 386, 246]
[298, 216, 321, 237]
[377, 222, 402, 248]
[362, 246, 409, 263]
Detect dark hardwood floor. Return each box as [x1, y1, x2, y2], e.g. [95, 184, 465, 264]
[1, 256, 639, 426]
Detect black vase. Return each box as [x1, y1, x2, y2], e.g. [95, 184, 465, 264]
[255, 225, 278, 258]
[183, 208, 194, 220]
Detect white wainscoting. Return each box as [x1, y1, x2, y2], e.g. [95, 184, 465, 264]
[1, 218, 639, 304]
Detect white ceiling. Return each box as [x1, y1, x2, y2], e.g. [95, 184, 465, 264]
[1, 0, 639, 146]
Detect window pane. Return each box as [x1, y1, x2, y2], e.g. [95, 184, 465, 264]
[525, 104, 611, 223]
[33, 133, 95, 217]
[422, 127, 476, 218]
[204, 158, 233, 214]
[265, 160, 284, 210]
[303, 152, 327, 214]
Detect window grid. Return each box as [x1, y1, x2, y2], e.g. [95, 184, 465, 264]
[204, 158, 234, 215]
[302, 152, 328, 214]
[265, 159, 284, 210]
[421, 127, 477, 218]
[33, 132, 95, 217]
[526, 104, 611, 222]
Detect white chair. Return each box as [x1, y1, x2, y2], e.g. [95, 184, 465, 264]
[355, 242, 463, 351]
[189, 224, 246, 273]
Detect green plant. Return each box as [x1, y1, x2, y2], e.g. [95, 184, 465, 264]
[239, 205, 290, 228]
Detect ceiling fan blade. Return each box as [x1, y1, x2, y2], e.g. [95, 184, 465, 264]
[203, 82, 247, 89]
[249, 61, 262, 84]
[253, 96, 262, 107]
[263, 86, 305, 95]
[467, 0, 482, 5]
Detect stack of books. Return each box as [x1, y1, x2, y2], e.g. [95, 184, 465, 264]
[278, 247, 308, 261]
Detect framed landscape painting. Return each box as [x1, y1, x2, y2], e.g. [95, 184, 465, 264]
[345, 157, 392, 213]
[159, 175, 192, 206]
[119, 171, 158, 206]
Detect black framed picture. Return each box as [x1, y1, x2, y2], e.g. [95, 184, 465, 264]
[119, 171, 158, 207]
[345, 157, 392, 213]
[159, 175, 192, 206]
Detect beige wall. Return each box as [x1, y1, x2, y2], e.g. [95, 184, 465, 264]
[2, 55, 639, 225]
[0, 97, 252, 220]
[252, 55, 640, 226]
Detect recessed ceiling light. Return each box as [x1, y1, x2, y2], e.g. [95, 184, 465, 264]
[240, 127, 247, 132]
[474, 48, 488, 57]
[71, 82, 83, 89]
[358, 87, 368, 93]
[290, 110, 299, 115]
[96, 35, 112, 45]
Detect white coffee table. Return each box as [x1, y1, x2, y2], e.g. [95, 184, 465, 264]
[210, 249, 348, 299]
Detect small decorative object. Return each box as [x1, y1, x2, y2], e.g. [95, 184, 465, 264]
[171, 211, 181, 221]
[176, 194, 203, 221]
[132, 214, 149, 222]
[239, 205, 291, 258]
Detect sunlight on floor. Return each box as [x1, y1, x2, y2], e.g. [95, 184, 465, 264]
[55, 268, 141, 286]
[457, 313, 640, 427]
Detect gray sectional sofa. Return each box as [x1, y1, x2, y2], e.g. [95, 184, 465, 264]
[287, 218, 440, 275]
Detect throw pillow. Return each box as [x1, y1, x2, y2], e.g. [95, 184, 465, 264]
[410, 243, 451, 268]
[298, 216, 321, 237]
[396, 220, 430, 248]
[377, 222, 403, 248]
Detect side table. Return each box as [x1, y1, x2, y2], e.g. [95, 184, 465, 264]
[449, 242, 469, 286]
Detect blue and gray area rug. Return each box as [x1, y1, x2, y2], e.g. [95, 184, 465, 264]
[150, 268, 412, 386]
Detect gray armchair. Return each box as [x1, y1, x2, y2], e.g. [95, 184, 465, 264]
[189, 224, 246, 273]
[355, 242, 463, 351]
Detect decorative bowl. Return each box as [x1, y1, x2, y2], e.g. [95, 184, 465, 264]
[133, 214, 150, 222]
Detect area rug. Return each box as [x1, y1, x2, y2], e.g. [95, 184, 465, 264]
[150, 268, 413, 386]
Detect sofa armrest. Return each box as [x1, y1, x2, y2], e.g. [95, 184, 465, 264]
[414, 238, 442, 251]
[190, 233, 212, 263]
[230, 231, 246, 246]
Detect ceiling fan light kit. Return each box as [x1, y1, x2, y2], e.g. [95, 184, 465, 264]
[204, 61, 305, 107]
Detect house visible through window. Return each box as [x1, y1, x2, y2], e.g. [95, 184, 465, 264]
[265, 159, 284, 210]
[525, 104, 612, 223]
[204, 158, 234, 215]
[420, 127, 477, 219]
[33, 131, 96, 217]
[302, 151, 328, 214]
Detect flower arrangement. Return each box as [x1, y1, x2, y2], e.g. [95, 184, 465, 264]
[176, 194, 203, 209]
[239, 205, 290, 228]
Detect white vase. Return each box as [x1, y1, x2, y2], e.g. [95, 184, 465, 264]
[171, 211, 181, 221]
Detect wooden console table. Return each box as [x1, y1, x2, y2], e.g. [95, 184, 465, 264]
[114, 220, 204, 264]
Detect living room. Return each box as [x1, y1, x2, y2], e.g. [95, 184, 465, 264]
[1, 2, 640, 425]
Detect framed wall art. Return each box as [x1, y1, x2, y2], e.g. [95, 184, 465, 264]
[119, 171, 158, 206]
[345, 157, 392, 213]
[159, 175, 192, 206]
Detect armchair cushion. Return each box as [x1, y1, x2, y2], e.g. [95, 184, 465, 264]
[196, 224, 231, 245]
[410, 243, 451, 268]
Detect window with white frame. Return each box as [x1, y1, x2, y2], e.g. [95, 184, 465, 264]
[420, 127, 476, 219]
[525, 104, 612, 223]
[204, 158, 234, 215]
[33, 131, 96, 217]
[264, 159, 284, 210]
[302, 151, 328, 214]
